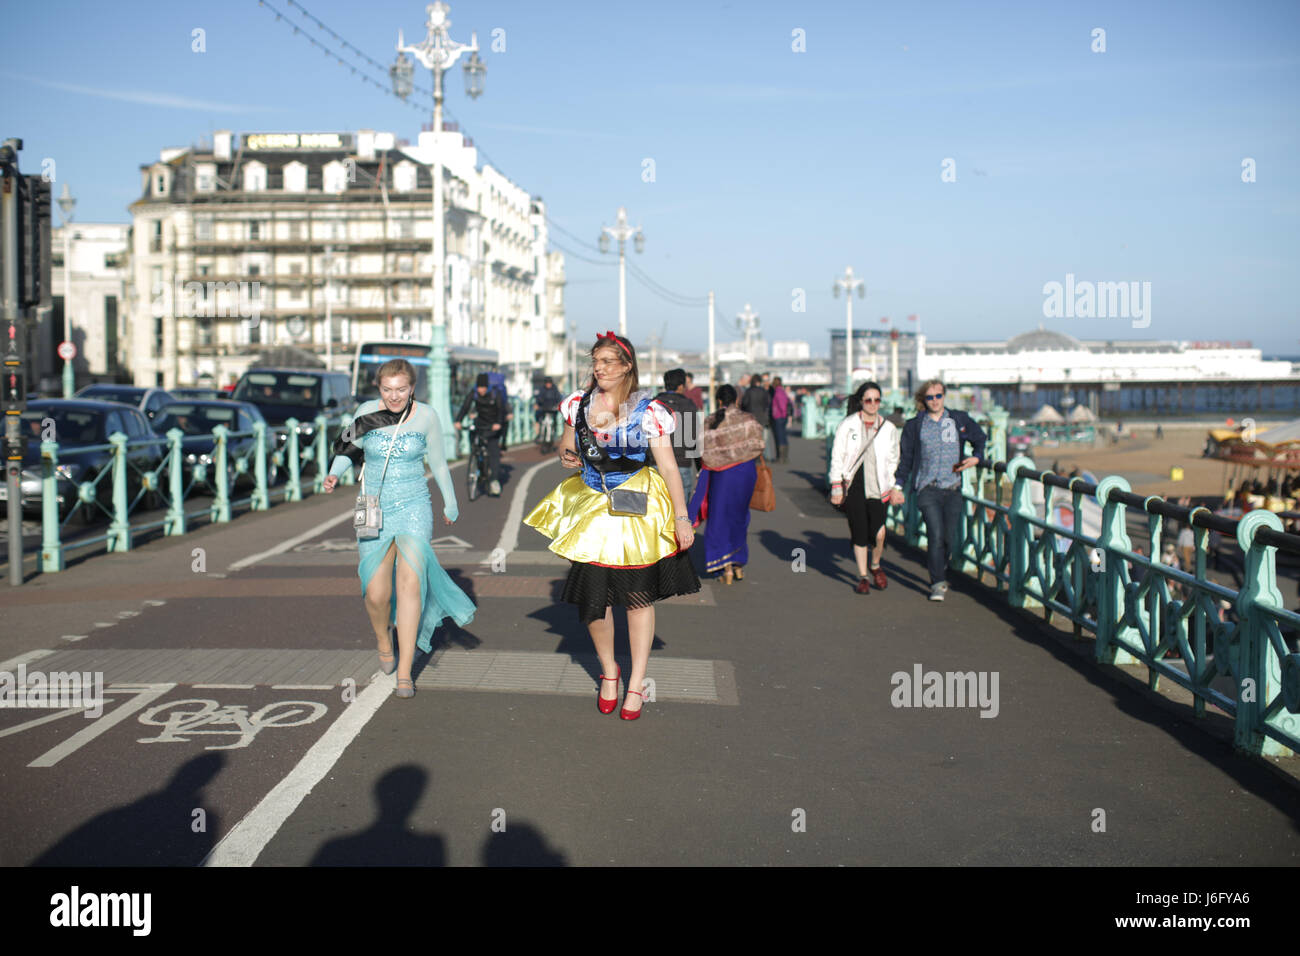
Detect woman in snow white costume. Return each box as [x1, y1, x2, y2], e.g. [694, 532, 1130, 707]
[524, 332, 700, 720]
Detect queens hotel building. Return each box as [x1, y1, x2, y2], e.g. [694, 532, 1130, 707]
[126, 128, 566, 389]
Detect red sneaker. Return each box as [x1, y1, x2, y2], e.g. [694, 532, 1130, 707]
[872, 567, 888, 590]
[855, 577, 871, 594]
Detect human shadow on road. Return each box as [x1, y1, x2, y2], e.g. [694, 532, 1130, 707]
[32, 753, 224, 866]
[481, 821, 568, 866]
[528, 602, 667, 667]
[311, 765, 446, 866]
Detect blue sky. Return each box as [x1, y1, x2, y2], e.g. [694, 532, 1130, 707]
[4, 0, 1298, 355]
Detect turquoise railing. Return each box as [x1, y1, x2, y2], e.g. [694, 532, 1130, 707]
[875, 455, 1300, 758]
[37, 412, 353, 572]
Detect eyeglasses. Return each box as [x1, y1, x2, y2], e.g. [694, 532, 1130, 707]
[592, 358, 626, 370]
[862, 397, 881, 404]
[925, 393, 944, 401]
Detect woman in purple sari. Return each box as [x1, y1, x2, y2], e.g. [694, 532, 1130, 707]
[687, 385, 766, 585]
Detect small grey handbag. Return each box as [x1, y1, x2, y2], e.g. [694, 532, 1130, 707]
[354, 405, 411, 539]
[600, 469, 648, 517]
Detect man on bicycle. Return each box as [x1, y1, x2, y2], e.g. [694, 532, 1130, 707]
[533, 377, 562, 447]
[454, 373, 505, 496]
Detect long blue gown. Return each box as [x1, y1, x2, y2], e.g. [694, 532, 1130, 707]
[328, 400, 475, 652]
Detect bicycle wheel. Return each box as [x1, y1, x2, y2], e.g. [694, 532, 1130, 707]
[466, 442, 481, 501]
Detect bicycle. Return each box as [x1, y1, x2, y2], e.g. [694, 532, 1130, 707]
[466, 426, 492, 502]
[535, 409, 559, 453]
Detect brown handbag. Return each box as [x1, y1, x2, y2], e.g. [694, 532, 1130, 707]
[749, 456, 775, 512]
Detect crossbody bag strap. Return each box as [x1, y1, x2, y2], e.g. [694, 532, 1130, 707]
[361, 401, 412, 497]
[842, 417, 883, 485]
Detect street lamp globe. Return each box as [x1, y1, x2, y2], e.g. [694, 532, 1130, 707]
[390, 51, 415, 99]
[463, 50, 485, 99]
[58, 183, 75, 222]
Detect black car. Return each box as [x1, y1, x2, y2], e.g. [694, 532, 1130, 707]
[151, 401, 271, 491]
[231, 368, 355, 468]
[73, 384, 177, 424]
[6, 399, 165, 522]
[169, 387, 227, 402]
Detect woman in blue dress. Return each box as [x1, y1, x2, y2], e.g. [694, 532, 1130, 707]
[323, 358, 475, 698]
[524, 332, 700, 720]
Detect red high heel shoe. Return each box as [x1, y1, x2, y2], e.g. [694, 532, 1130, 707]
[597, 665, 621, 715]
[620, 684, 646, 721]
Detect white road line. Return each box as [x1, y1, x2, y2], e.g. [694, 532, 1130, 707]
[485, 457, 557, 564]
[0, 648, 56, 673]
[201, 677, 392, 867]
[61, 635, 89, 642]
[192, 683, 255, 690]
[270, 684, 335, 690]
[227, 509, 356, 573]
[28, 683, 175, 768]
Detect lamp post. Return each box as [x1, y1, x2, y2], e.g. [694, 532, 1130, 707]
[598, 206, 643, 338]
[322, 245, 334, 370]
[832, 265, 864, 394]
[392, 1, 484, 459]
[57, 184, 75, 397]
[736, 303, 760, 363]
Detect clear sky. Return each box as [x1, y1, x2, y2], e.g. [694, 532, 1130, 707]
[4, 0, 1298, 356]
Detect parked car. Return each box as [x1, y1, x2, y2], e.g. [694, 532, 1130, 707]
[169, 387, 227, 402]
[230, 368, 355, 470]
[151, 401, 272, 490]
[4, 399, 165, 522]
[73, 384, 176, 424]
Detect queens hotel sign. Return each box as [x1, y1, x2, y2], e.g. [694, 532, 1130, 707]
[244, 133, 352, 150]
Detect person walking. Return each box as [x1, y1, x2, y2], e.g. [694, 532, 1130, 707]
[769, 376, 792, 463]
[683, 372, 705, 411]
[453, 373, 505, 496]
[687, 384, 765, 585]
[829, 381, 900, 594]
[655, 368, 700, 503]
[524, 332, 699, 720]
[323, 359, 475, 698]
[739, 369, 772, 461]
[888, 379, 987, 602]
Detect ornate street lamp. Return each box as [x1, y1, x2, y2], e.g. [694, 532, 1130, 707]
[57, 184, 76, 398]
[392, 1, 482, 460]
[832, 265, 865, 394]
[599, 206, 643, 338]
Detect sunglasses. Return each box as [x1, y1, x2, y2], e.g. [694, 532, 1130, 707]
[862, 397, 881, 404]
[925, 393, 944, 401]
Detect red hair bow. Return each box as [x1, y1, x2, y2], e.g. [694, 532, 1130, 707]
[596, 331, 632, 358]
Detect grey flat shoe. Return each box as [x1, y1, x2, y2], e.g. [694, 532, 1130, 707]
[395, 678, 415, 699]
[378, 627, 397, 675]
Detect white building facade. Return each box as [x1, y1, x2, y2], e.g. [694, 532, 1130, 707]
[42, 223, 130, 392]
[124, 128, 566, 389]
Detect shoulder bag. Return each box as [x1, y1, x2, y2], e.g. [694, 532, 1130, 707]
[834, 417, 884, 511]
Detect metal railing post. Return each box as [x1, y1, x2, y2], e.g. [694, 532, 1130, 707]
[106, 432, 132, 553]
[1233, 510, 1289, 756]
[211, 424, 231, 523]
[285, 419, 302, 502]
[311, 414, 328, 494]
[1006, 456, 1036, 610]
[164, 428, 185, 535]
[251, 420, 268, 511]
[40, 440, 63, 572]
[1094, 475, 1138, 665]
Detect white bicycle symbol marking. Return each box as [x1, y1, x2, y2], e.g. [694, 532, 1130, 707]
[137, 699, 328, 750]
[293, 538, 358, 552]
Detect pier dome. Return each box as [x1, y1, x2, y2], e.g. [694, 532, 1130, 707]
[1006, 327, 1084, 352]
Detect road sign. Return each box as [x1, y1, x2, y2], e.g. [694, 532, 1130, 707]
[57, 341, 75, 361]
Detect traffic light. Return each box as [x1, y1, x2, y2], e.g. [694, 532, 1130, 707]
[18, 173, 51, 310]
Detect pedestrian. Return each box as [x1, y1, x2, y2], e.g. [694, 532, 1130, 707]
[687, 384, 765, 585]
[888, 379, 987, 602]
[683, 372, 705, 411]
[829, 381, 900, 594]
[323, 359, 475, 699]
[453, 373, 505, 496]
[769, 375, 792, 463]
[739, 369, 772, 459]
[655, 368, 700, 503]
[524, 332, 699, 720]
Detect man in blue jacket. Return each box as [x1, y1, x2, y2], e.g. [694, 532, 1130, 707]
[889, 379, 986, 601]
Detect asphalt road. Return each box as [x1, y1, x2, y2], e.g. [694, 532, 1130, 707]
[1, 437, 1297, 866]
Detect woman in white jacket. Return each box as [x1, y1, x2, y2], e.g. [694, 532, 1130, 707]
[828, 381, 900, 594]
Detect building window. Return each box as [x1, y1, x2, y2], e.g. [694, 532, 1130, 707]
[249, 221, 261, 241]
[534, 294, 540, 316]
[198, 316, 213, 347]
[248, 264, 261, 278]
[322, 161, 347, 194]
[195, 217, 213, 241]
[283, 161, 307, 193]
[243, 162, 267, 192]
[155, 316, 164, 353]
[288, 261, 303, 275]
[104, 295, 119, 370]
[150, 220, 163, 253]
[195, 164, 216, 192]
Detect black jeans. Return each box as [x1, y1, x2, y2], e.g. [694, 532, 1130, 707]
[474, 432, 501, 483]
[916, 485, 963, 586]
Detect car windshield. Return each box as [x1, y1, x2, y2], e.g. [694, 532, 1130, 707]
[233, 373, 321, 406]
[20, 408, 105, 444]
[154, 404, 241, 436]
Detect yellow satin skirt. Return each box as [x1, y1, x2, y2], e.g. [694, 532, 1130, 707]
[523, 467, 681, 567]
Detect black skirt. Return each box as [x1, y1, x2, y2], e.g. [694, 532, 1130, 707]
[562, 552, 701, 625]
